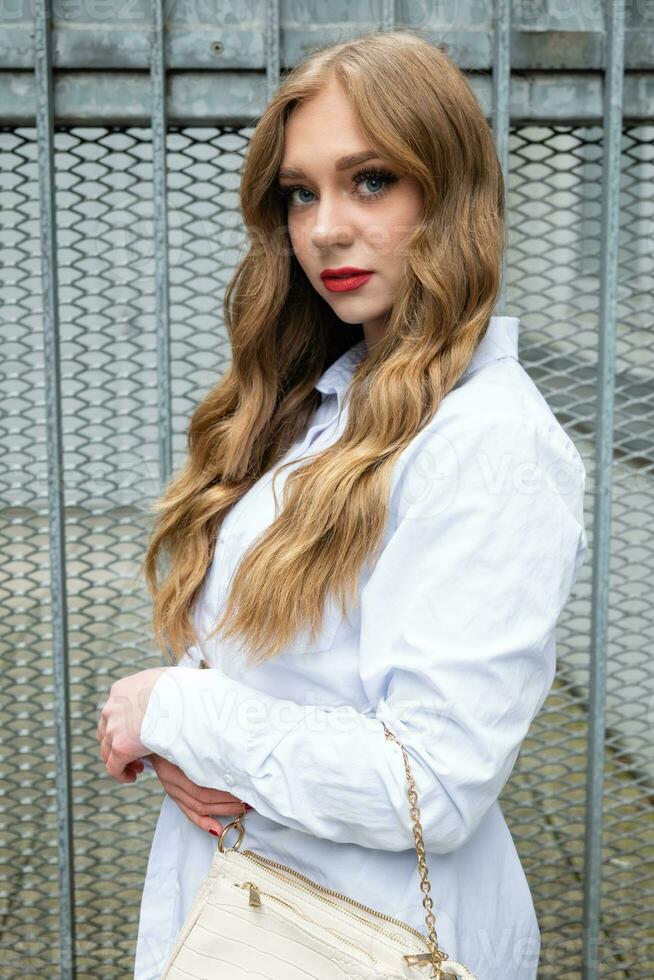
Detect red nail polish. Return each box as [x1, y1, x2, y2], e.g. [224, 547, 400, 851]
[209, 829, 219, 837]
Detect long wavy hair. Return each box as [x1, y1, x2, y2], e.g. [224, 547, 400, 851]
[141, 28, 506, 665]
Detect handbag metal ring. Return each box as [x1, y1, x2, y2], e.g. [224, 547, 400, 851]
[218, 814, 245, 853]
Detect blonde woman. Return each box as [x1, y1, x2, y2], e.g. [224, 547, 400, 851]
[97, 30, 588, 980]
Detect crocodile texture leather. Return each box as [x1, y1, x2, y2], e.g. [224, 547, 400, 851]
[161, 845, 478, 979]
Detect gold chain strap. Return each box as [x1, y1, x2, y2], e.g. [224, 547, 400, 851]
[205, 650, 449, 978]
[382, 723, 449, 980]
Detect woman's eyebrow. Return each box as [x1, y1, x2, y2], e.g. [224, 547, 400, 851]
[278, 151, 380, 180]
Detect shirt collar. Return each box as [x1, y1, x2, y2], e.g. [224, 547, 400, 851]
[456, 314, 520, 385]
[314, 315, 520, 399]
[314, 338, 368, 399]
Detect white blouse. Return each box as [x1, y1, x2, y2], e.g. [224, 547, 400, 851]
[134, 315, 588, 979]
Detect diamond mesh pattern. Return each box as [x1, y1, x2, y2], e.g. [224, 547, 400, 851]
[501, 124, 654, 979]
[166, 127, 252, 466]
[0, 127, 60, 977]
[56, 125, 162, 978]
[1, 122, 652, 978]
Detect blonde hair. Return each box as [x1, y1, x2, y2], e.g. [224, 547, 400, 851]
[141, 28, 506, 664]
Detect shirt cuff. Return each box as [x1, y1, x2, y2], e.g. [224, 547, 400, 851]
[139, 665, 259, 798]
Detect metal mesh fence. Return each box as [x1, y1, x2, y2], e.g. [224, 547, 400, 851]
[503, 123, 654, 979]
[1, 121, 652, 978]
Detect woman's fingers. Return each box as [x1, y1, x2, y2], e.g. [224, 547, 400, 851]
[173, 797, 225, 837]
[166, 780, 248, 820]
[151, 756, 249, 809]
[147, 754, 252, 834]
[150, 754, 218, 797]
[126, 759, 144, 781]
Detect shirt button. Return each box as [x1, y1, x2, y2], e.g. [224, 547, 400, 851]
[223, 771, 234, 787]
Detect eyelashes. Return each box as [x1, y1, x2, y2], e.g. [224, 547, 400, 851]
[277, 167, 398, 208]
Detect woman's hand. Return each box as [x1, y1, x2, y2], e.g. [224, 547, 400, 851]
[97, 667, 168, 783]
[147, 754, 253, 837]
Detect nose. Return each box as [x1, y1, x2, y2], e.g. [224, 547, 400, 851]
[309, 191, 355, 250]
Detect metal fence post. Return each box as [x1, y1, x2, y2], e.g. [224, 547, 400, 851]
[493, 0, 512, 316]
[33, 0, 75, 976]
[582, 2, 625, 977]
[150, 0, 173, 490]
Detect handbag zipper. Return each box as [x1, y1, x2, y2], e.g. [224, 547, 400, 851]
[239, 871, 396, 941]
[238, 848, 429, 949]
[234, 880, 382, 968]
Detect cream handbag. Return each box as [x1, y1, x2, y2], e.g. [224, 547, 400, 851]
[160, 712, 478, 979]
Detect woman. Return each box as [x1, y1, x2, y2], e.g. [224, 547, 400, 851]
[97, 30, 588, 980]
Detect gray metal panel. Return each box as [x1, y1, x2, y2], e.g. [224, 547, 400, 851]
[2, 1, 654, 70]
[1, 69, 653, 125]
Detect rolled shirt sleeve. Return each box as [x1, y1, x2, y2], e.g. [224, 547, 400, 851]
[139, 648, 199, 772]
[139, 411, 588, 853]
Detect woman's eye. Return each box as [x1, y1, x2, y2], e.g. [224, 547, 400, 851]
[354, 169, 397, 197]
[286, 187, 315, 206]
[361, 176, 382, 193]
[278, 168, 397, 208]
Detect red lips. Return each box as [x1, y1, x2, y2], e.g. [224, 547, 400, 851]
[320, 266, 375, 293]
[320, 266, 373, 280]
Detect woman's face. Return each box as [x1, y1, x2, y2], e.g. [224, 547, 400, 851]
[277, 78, 423, 351]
